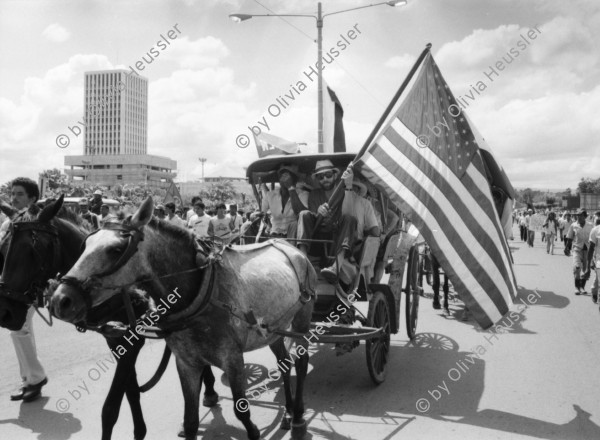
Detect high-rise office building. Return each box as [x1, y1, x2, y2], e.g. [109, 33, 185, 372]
[84, 70, 148, 155]
[65, 69, 176, 188]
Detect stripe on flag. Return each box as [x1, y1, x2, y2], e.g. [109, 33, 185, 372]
[356, 51, 516, 329]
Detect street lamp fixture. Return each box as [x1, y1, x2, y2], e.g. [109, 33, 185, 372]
[198, 158, 207, 181]
[229, 1, 407, 152]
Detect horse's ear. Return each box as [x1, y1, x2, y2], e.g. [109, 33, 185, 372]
[38, 194, 64, 223]
[0, 199, 17, 220]
[130, 197, 154, 228]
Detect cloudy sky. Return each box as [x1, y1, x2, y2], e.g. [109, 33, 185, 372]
[0, 0, 598, 190]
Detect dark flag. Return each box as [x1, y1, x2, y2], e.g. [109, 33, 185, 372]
[323, 83, 346, 153]
[163, 180, 183, 207]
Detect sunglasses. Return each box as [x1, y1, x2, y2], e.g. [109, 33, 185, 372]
[316, 171, 335, 180]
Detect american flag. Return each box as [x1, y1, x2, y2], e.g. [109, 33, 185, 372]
[356, 51, 517, 329]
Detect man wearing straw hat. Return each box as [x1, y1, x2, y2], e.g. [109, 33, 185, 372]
[297, 159, 379, 284]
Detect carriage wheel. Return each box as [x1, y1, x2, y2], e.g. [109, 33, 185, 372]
[366, 291, 391, 385]
[405, 245, 421, 340]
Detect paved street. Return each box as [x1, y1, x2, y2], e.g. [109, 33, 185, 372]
[1, 225, 599, 440]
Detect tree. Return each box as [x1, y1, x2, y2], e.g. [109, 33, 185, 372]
[201, 181, 238, 204]
[577, 177, 600, 195]
[0, 181, 9, 201]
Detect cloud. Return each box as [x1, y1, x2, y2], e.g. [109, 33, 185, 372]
[427, 15, 600, 189]
[42, 23, 71, 43]
[384, 54, 415, 74]
[162, 36, 230, 69]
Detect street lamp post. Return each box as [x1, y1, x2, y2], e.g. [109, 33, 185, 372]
[199, 158, 207, 181]
[230, 1, 407, 153]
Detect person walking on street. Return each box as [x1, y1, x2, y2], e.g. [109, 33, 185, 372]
[567, 209, 593, 295]
[519, 212, 527, 242]
[584, 212, 600, 303]
[3, 178, 48, 402]
[544, 212, 558, 254]
[526, 209, 535, 247]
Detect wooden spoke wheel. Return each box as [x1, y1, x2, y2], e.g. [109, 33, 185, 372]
[366, 291, 391, 385]
[405, 245, 421, 340]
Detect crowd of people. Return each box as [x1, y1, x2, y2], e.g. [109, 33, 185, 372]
[515, 208, 600, 300]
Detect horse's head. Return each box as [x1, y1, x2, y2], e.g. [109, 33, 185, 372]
[50, 197, 155, 324]
[0, 196, 64, 330]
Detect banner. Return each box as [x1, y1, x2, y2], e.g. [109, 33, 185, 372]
[253, 132, 299, 158]
[163, 181, 183, 207]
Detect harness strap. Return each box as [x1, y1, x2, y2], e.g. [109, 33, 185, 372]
[90, 222, 145, 278]
[142, 264, 217, 335]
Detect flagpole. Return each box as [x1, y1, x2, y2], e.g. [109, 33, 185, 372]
[355, 42, 432, 162]
[323, 43, 433, 213]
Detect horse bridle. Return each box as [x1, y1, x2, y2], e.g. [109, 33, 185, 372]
[0, 221, 61, 306]
[59, 222, 145, 321]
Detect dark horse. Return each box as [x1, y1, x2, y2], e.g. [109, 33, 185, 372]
[0, 196, 217, 440]
[50, 197, 316, 440]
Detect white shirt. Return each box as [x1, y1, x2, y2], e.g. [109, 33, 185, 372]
[186, 208, 195, 222]
[227, 213, 244, 236]
[167, 214, 187, 229]
[188, 214, 212, 237]
[0, 217, 9, 242]
[209, 216, 233, 240]
[342, 192, 379, 241]
[261, 187, 309, 235]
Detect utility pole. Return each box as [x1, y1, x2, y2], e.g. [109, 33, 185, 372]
[199, 158, 207, 181]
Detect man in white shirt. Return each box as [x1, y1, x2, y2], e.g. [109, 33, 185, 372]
[188, 202, 211, 238]
[261, 164, 308, 238]
[227, 204, 244, 241]
[208, 203, 233, 242]
[3, 178, 48, 402]
[584, 211, 600, 303]
[567, 209, 593, 295]
[186, 196, 202, 222]
[165, 202, 187, 228]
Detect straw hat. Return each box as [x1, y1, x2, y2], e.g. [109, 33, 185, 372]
[312, 159, 338, 176]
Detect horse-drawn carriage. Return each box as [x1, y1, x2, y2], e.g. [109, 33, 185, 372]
[0, 152, 427, 440]
[245, 152, 425, 384]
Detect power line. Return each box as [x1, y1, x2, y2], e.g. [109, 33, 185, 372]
[251, 0, 385, 110]
[252, 0, 315, 42]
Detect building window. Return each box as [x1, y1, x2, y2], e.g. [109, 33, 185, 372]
[117, 175, 123, 180]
